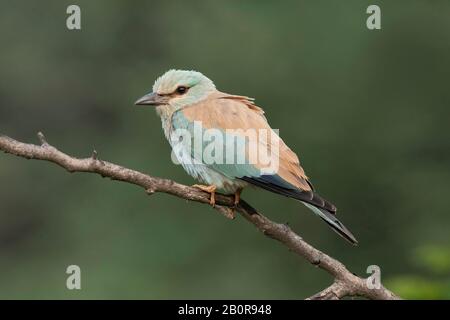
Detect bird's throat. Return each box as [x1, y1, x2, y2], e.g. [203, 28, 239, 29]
[156, 105, 175, 141]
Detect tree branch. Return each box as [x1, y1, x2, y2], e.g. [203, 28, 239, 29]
[0, 133, 400, 300]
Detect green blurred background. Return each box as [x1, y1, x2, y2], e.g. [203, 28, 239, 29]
[0, 0, 449, 299]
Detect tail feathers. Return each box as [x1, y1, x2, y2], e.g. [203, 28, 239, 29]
[302, 202, 358, 245]
[240, 176, 337, 213]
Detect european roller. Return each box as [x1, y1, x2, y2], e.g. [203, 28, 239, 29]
[135, 70, 357, 244]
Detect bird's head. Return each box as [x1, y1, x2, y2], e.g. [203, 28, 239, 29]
[135, 70, 216, 112]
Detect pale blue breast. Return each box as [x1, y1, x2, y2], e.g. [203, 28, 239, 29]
[167, 110, 248, 194]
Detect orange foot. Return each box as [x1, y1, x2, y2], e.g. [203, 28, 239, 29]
[234, 188, 242, 206]
[227, 189, 243, 220]
[193, 184, 217, 207]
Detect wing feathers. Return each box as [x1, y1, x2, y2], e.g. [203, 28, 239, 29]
[182, 91, 312, 192]
[240, 175, 336, 213]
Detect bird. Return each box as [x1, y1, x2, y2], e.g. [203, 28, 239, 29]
[135, 69, 357, 245]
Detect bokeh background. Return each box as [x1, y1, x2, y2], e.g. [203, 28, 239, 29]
[0, 0, 449, 299]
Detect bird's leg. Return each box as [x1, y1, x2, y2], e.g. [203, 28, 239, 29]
[224, 188, 243, 220]
[234, 188, 242, 206]
[192, 184, 217, 207]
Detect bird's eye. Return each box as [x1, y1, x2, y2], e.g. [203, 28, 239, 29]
[176, 86, 188, 94]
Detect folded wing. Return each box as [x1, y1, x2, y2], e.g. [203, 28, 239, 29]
[181, 91, 337, 214]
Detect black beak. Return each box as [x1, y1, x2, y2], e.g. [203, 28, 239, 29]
[135, 92, 167, 106]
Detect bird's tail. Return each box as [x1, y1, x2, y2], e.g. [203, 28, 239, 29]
[302, 202, 358, 245]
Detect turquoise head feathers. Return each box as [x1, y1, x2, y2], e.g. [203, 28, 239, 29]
[152, 69, 216, 110]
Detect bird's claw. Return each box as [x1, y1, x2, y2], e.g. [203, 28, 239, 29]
[192, 184, 217, 207]
[234, 188, 242, 207]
